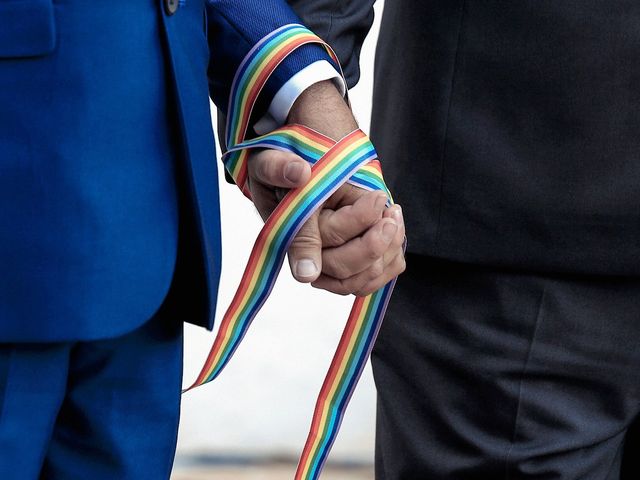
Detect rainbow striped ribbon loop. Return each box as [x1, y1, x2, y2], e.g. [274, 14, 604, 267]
[185, 24, 399, 480]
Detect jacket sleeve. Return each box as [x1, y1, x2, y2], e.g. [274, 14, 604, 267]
[206, 0, 337, 119]
[286, 0, 377, 89]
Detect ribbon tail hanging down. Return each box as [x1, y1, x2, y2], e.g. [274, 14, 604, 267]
[184, 23, 403, 480]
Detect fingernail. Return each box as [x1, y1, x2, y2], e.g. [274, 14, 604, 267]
[295, 259, 318, 279]
[284, 162, 305, 183]
[381, 221, 398, 243]
[392, 205, 403, 223]
[375, 194, 388, 210]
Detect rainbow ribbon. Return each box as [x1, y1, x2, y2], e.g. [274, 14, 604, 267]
[185, 24, 399, 480]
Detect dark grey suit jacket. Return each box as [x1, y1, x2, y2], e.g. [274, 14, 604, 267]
[289, 0, 640, 276]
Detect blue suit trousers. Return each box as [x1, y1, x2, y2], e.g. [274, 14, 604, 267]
[0, 310, 183, 480]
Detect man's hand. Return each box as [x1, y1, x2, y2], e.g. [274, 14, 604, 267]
[313, 185, 405, 297]
[246, 80, 405, 296]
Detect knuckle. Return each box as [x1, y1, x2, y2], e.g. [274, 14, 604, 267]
[355, 211, 371, 227]
[399, 259, 407, 274]
[263, 148, 279, 162]
[355, 276, 379, 297]
[312, 280, 346, 296]
[332, 280, 352, 296]
[257, 158, 272, 181]
[393, 231, 406, 248]
[368, 261, 384, 280]
[364, 236, 385, 260]
[325, 228, 348, 247]
[293, 231, 322, 249]
[349, 276, 369, 295]
[330, 259, 352, 280]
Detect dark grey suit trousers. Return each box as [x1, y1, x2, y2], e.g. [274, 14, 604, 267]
[372, 254, 640, 479]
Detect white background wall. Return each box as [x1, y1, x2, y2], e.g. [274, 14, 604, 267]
[176, 1, 385, 463]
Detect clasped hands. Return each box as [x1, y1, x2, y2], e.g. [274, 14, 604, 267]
[245, 81, 406, 297]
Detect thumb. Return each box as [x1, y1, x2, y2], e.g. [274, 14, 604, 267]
[288, 210, 322, 283]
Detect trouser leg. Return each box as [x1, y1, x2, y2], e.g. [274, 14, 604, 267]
[0, 343, 70, 479]
[621, 416, 640, 479]
[41, 309, 183, 480]
[372, 254, 640, 479]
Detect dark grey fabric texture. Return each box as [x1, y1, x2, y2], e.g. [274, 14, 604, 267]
[372, 254, 640, 479]
[288, 3, 640, 478]
[292, 0, 640, 276]
[287, 0, 375, 88]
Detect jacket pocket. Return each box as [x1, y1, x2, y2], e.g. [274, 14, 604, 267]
[0, 0, 56, 58]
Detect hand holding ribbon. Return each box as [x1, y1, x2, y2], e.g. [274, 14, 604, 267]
[185, 24, 406, 480]
[247, 80, 405, 294]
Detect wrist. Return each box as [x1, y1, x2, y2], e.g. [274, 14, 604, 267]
[287, 80, 358, 141]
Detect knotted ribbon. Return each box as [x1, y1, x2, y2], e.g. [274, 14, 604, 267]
[185, 24, 399, 480]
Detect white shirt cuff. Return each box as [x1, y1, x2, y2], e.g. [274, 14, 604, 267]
[254, 60, 346, 135]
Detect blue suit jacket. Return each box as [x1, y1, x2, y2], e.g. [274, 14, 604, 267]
[0, 0, 329, 342]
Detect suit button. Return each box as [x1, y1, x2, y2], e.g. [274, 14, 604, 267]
[164, 0, 178, 15]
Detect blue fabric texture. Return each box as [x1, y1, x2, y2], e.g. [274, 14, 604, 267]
[207, 0, 336, 118]
[0, 0, 333, 342]
[0, 310, 184, 480]
[0, 0, 56, 57]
